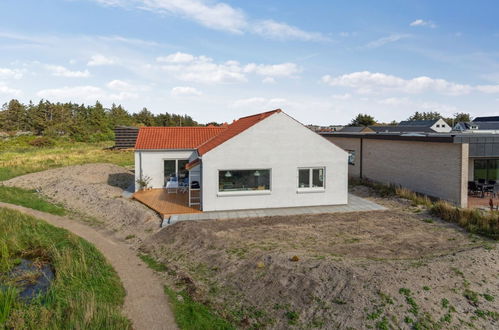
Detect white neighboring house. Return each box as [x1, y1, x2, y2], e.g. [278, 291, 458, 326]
[134, 109, 348, 212]
[398, 118, 452, 133]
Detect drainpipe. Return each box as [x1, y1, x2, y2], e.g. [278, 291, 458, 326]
[139, 151, 143, 191]
[360, 138, 363, 179]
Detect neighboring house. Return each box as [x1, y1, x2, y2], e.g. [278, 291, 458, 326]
[307, 125, 344, 132]
[369, 125, 434, 133]
[339, 126, 374, 133]
[321, 130, 499, 208]
[398, 119, 451, 133]
[135, 109, 348, 212]
[453, 116, 499, 133]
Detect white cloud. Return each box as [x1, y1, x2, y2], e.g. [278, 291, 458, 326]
[91, 0, 325, 41]
[156, 52, 195, 63]
[322, 71, 499, 96]
[331, 93, 351, 100]
[410, 19, 437, 28]
[36, 85, 138, 102]
[36, 85, 105, 100]
[262, 77, 275, 84]
[252, 20, 328, 41]
[0, 83, 21, 96]
[365, 34, 410, 48]
[244, 62, 301, 77]
[231, 97, 289, 109]
[107, 79, 133, 91]
[377, 97, 410, 106]
[157, 51, 299, 84]
[87, 54, 116, 66]
[171, 86, 202, 96]
[0, 68, 24, 79]
[46, 65, 90, 78]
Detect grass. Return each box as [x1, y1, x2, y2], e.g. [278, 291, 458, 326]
[164, 286, 234, 330]
[0, 137, 133, 181]
[0, 207, 131, 329]
[138, 254, 168, 272]
[0, 185, 66, 215]
[351, 178, 499, 240]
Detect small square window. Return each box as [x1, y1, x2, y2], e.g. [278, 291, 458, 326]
[298, 167, 325, 189]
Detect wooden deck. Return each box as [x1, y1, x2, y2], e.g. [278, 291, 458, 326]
[133, 188, 202, 217]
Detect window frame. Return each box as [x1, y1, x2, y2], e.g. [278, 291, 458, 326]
[297, 167, 326, 193]
[217, 168, 272, 196]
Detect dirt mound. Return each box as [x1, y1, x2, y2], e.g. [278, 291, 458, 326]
[4, 164, 160, 241]
[144, 211, 498, 329]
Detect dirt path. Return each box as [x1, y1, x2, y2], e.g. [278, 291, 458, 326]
[0, 202, 177, 330]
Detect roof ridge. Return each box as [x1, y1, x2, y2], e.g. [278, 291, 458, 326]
[196, 109, 282, 155]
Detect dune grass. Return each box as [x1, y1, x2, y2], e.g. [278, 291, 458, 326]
[0, 185, 66, 215]
[0, 137, 133, 181]
[0, 207, 131, 329]
[351, 178, 499, 240]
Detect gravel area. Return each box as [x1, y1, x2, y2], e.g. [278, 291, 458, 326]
[4, 163, 161, 242]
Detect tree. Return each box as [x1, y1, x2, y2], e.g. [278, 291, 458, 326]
[133, 108, 156, 126]
[0, 99, 28, 131]
[108, 103, 133, 127]
[407, 111, 441, 121]
[349, 114, 376, 126]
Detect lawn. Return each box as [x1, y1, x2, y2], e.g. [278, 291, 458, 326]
[0, 207, 131, 329]
[0, 137, 133, 181]
[0, 185, 66, 215]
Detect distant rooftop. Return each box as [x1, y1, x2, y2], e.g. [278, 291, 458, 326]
[473, 116, 499, 122]
[398, 119, 439, 127]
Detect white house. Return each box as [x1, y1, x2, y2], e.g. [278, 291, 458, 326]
[134, 109, 348, 212]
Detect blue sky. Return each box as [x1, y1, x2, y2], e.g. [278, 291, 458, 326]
[1, 0, 499, 125]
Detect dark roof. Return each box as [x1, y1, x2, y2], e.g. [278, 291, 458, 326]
[398, 119, 439, 127]
[473, 116, 499, 122]
[339, 126, 371, 133]
[454, 121, 499, 131]
[370, 125, 434, 133]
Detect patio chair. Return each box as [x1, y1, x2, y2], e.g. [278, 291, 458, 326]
[166, 176, 179, 193]
[468, 181, 479, 196]
[478, 178, 486, 184]
[179, 177, 189, 193]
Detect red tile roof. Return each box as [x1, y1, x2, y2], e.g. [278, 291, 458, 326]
[197, 109, 281, 155]
[135, 127, 226, 150]
[134, 109, 282, 153]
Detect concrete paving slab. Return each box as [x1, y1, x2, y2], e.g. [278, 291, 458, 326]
[165, 193, 386, 224]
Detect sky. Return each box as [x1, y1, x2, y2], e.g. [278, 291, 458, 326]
[1, 0, 499, 125]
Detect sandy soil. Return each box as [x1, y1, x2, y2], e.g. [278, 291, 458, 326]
[0, 202, 177, 330]
[144, 190, 498, 329]
[4, 164, 161, 242]
[6, 165, 498, 329]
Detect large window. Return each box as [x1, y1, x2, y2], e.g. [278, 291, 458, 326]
[218, 169, 271, 192]
[298, 167, 325, 189]
[474, 159, 499, 181]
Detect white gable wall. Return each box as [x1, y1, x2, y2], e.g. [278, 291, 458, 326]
[135, 150, 195, 191]
[431, 119, 452, 133]
[201, 112, 348, 211]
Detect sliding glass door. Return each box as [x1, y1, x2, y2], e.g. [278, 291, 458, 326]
[474, 159, 499, 181]
[164, 159, 189, 183]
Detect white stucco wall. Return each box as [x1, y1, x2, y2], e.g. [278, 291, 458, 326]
[200, 112, 348, 211]
[134, 150, 195, 191]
